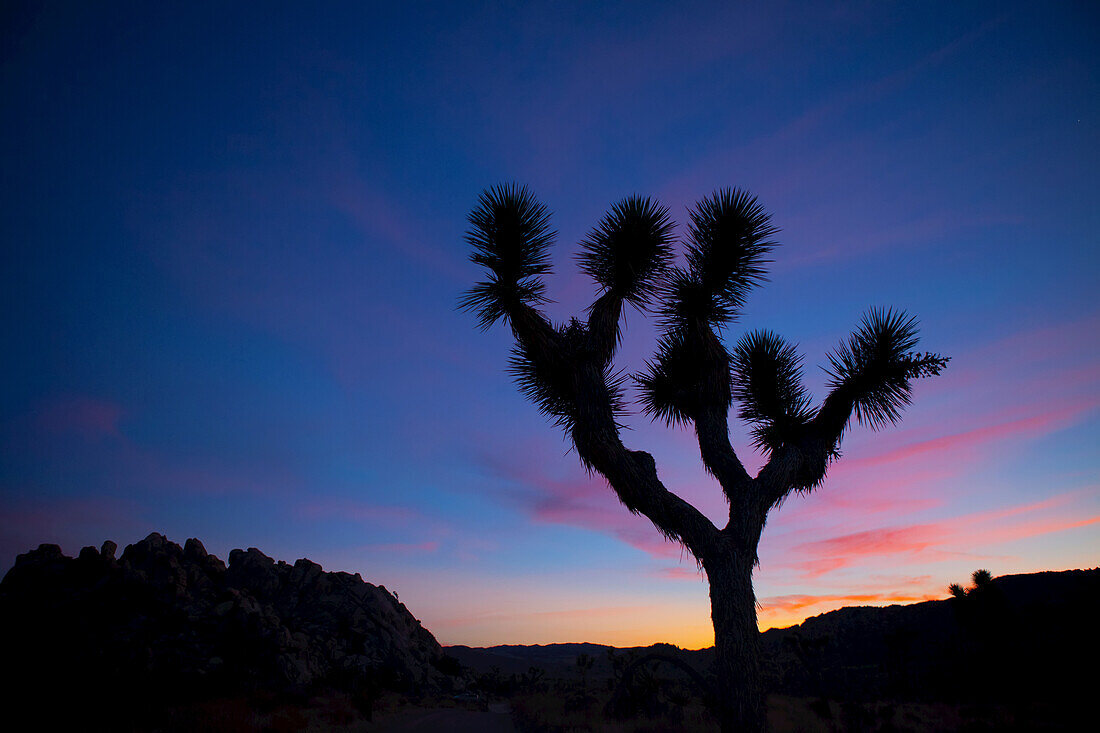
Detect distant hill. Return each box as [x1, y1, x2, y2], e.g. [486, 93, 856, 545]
[449, 568, 1100, 703]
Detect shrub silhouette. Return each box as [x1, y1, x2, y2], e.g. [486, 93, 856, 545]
[462, 185, 948, 732]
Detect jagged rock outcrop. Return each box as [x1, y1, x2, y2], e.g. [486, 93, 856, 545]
[0, 533, 449, 700]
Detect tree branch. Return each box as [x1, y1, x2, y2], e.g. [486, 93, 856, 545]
[685, 325, 752, 508]
[695, 404, 754, 507]
[756, 312, 949, 508]
[501, 297, 721, 558]
[506, 300, 562, 361]
[756, 397, 847, 510]
[587, 291, 624, 367]
[572, 419, 721, 560]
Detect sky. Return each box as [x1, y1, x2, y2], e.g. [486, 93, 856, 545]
[1, 1, 1098, 648]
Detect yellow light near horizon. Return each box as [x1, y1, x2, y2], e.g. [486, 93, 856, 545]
[435, 603, 717, 649]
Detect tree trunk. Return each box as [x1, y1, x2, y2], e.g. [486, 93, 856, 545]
[705, 546, 766, 733]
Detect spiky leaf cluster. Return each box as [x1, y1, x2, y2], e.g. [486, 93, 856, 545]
[460, 184, 555, 329]
[825, 307, 928, 430]
[636, 329, 732, 426]
[902, 351, 951, 379]
[508, 319, 627, 435]
[577, 196, 674, 309]
[660, 189, 777, 329]
[636, 332, 697, 427]
[509, 339, 576, 430]
[731, 330, 812, 450]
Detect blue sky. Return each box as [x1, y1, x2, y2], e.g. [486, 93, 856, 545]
[2, 1, 1098, 646]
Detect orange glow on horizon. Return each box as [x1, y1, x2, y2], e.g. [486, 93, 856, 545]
[433, 588, 955, 649]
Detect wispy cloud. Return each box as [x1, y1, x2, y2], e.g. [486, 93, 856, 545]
[761, 590, 938, 616]
[653, 566, 705, 581]
[481, 447, 689, 560]
[0, 494, 146, 567]
[792, 525, 944, 578]
[31, 396, 124, 440]
[758, 573, 952, 629]
[299, 500, 426, 526]
[328, 174, 465, 282]
[844, 402, 1098, 472]
[4, 397, 309, 500]
[355, 540, 440, 555]
[781, 490, 1098, 580]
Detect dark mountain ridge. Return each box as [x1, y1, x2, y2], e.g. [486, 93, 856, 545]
[450, 568, 1099, 703]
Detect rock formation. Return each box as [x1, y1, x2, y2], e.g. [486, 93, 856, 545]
[0, 533, 449, 702]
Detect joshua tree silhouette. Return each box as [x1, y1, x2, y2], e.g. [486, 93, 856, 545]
[949, 569, 995, 599]
[970, 568, 993, 588]
[461, 185, 948, 732]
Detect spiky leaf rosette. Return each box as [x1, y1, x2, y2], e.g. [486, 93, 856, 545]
[731, 330, 812, 450]
[635, 328, 732, 426]
[636, 332, 696, 427]
[461, 184, 555, 329]
[577, 196, 675, 309]
[508, 319, 627, 436]
[509, 340, 576, 430]
[824, 307, 949, 430]
[657, 269, 714, 330]
[660, 188, 776, 329]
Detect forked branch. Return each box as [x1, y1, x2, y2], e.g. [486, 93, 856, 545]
[463, 185, 720, 557]
[758, 308, 949, 507]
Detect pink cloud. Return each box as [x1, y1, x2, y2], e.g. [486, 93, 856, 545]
[792, 525, 943, 578]
[297, 500, 459, 554]
[964, 514, 1100, 547]
[126, 456, 302, 497]
[966, 313, 1100, 370]
[6, 399, 308, 500]
[777, 467, 950, 525]
[478, 395, 1100, 568]
[845, 402, 1098, 472]
[761, 590, 939, 616]
[960, 493, 1077, 525]
[358, 541, 440, 555]
[484, 447, 689, 560]
[438, 603, 669, 629]
[299, 500, 424, 525]
[781, 490, 1098, 580]
[529, 489, 687, 559]
[328, 175, 465, 282]
[33, 396, 123, 440]
[755, 572, 950, 628]
[0, 494, 146, 566]
[654, 566, 705, 581]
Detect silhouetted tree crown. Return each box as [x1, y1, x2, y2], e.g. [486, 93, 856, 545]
[462, 184, 948, 733]
[950, 569, 997, 599]
[462, 184, 947, 493]
[972, 569, 993, 588]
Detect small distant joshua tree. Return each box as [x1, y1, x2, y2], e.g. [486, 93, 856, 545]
[462, 185, 948, 732]
[950, 568, 994, 599]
